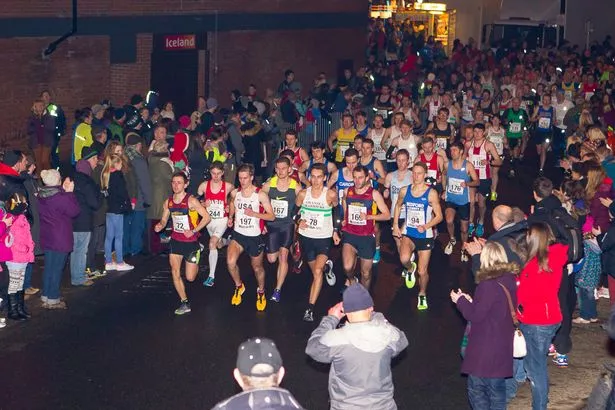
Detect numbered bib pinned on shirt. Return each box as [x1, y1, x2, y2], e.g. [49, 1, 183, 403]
[172, 215, 190, 233]
[348, 204, 367, 226]
[303, 210, 324, 230]
[271, 199, 289, 219]
[447, 177, 464, 195]
[208, 203, 225, 219]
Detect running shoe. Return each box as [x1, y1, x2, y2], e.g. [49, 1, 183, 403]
[373, 247, 381, 264]
[303, 308, 314, 322]
[270, 288, 281, 303]
[417, 295, 428, 311]
[324, 260, 336, 286]
[490, 191, 498, 201]
[203, 276, 215, 287]
[548, 344, 557, 357]
[476, 224, 485, 238]
[231, 283, 245, 306]
[293, 259, 304, 274]
[468, 223, 475, 237]
[174, 301, 191, 315]
[256, 290, 267, 311]
[88, 269, 106, 279]
[104, 262, 117, 271]
[552, 353, 568, 367]
[115, 262, 135, 272]
[461, 250, 469, 262]
[444, 239, 456, 255]
[404, 263, 417, 289]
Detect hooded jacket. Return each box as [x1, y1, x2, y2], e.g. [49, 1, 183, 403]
[212, 387, 304, 410]
[528, 194, 568, 243]
[72, 160, 102, 232]
[38, 186, 80, 252]
[456, 267, 518, 378]
[0, 163, 26, 201]
[125, 145, 153, 211]
[0, 209, 12, 262]
[306, 313, 408, 410]
[471, 220, 528, 274]
[9, 214, 35, 263]
[147, 153, 173, 220]
[589, 176, 615, 232]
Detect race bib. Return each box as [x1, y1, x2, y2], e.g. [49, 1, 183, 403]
[237, 211, 256, 230]
[447, 178, 464, 195]
[435, 138, 448, 151]
[348, 204, 367, 226]
[172, 215, 190, 233]
[377, 109, 389, 119]
[538, 117, 551, 129]
[208, 202, 224, 219]
[492, 138, 504, 155]
[565, 90, 573, 100]
[472, 157, 486, 170]
[339, 144, 349, 158]
[427, 169, 438, 180]
[302, 210, 324, 230]
[509, 122, 521, 133]
[271, 199, 289, 219]
[406, 207, 425, 228]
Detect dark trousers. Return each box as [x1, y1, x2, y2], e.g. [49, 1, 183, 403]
[467, 375, 506, 410]
[123, 210, 146, 256]
[553, 269, 575, 355]
[86, 224, 105, 270]
[51, 135, 61, 169]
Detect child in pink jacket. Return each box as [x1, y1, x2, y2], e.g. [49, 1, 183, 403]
[5, 193, 34, 321]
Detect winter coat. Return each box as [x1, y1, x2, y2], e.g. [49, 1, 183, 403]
[527, 195, 569, 244]
[147, 153, 174, 220]
[27, 113, 56, 148]
[125, 147, 153, 211]
[91, 162, 107, 227]
[211, 388, 304, 410]
[0, 209, 12, 262]
[38, 186, 80, 252]
[9, 214, 35, 263]
[600, 220, 615, 279]
[456, 268, 517, 378]
[471, 220, 528, 274]
[106, 171, 132, 215]
[517, 243, 568, 325]
[589, 177, 615, 232]
[71, 162, 102, 232]
[306, 313, 409, 410]
[21, 172, 42, 255]
[0, 163, 26, 201]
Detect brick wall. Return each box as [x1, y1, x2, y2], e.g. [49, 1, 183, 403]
[0, 0, 366, 17]
[109, 34, 153, 105]
[210, 28, 365, 101]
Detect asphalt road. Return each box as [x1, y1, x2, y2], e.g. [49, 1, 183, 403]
[0, 156, 549, 410]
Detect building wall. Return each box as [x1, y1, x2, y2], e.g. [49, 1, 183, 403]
[565, 0, 614, 48]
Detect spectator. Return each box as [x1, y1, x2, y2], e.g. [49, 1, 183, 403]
[27, 99, 55, 172]
[70, 146, 102, 286]
[20, 154, 42, 296]
[200, 98, 218, 134]
[40, 90, 66, 170]
[147, 141, 174, 255]
[277, 69, 302, 98]
[91, 104, 107, 128]
[91, 125, 108, 155]
[108, 108, 126, 144]
[124, 94, 144, 131]
[123, 133, 152, 256]
[212, 337, 304, 409]
[306, 283, 408, 409]
[160, 102, 175, 121]
[72, 107, 93, 165]
[226, 111, 246, 183]
[38, 169, 80, 310]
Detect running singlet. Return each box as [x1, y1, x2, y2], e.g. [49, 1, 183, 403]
[433, 122, 453, 151]
[307, 158, 330, 179]
[468, 140, 491, 180]
[267, 176, 297, 228]
[336, 169, 355, 205]
[462, 97, 476, 122]
[536, 106, 554, 132]
[205, 181, 228, 219]
[487, 127, 506, 156]
[446, 160, 470, 205]
[505, 108, 528, 139]
[356, 125, 369, 138]
[233, 188, 263, 237]
[343, 186, 376, 236]
[335, 128, 358, 162]
[168, 194, 199, 242]
[375, 96, 394, 119]
[419, 153, 440, 181]
[428, 98, 440, 122]
[562, 82, 576, 100]
[397, 135, 419, 163]
[386, 126, 402, 164]
[362, 157, 381, 188]
[299, 187, 333, 239]
[389, 170, 412, 218]
[368, 128, 386, 161]
[291, 148, 303, 174]
[403, 185, 434, 239]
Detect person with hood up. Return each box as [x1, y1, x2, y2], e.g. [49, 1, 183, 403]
[170, 129, 190, 172]
[306, 283, 408, 410]
[70, 146, 102, 286]
[38, 169, 80, 309]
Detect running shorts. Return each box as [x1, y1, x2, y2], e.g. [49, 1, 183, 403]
[266, 223, 295, 253]
[342, 232, 376, 260]
[231, 231, 265, 257]
[445, 202, 470, 221]
[206, 218, 228, 238]
[299, 235, 332, 262]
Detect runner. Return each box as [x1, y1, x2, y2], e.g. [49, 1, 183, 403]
[261, 157, 302, 303]
[373, 84, 396, 126]
[426, 107, 456, 154]
[283, 129, 309, 177]
[328, 148, 359, 214]
[367, 114, 387, 163]
[502, 97, 529, 177]
[197, 162, 234, 287]
[354, 111, 369, 137]
[388, 120, 420, 164]
[328, 113, 358, 167]
[381, 111, 404, 172]
[295, 163, 339, 322]
[360, 138, 387, 263]
[300, 141, 337, 186]
[486, 115, 507, 201]
[423, 83, 442, 123]
[465, 123, 502, 237]
[416, 134, 445, 193]
[441, 142, 479, 261]
[531, 94, 556, 174]
[154, 172, 211, 315]
[393, 162, 443, 310]
[339, 165, 390, 290]
[227, 164, 275, 311]
[461, 88, 477, 125]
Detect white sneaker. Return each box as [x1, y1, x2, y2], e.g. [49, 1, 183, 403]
[444, 239, 456, 255]
[461, 250, 469, 262]
[105, 263, 117, 271]
[115, 262, 134, 272]
[598, 287, 610, 299]
[324, 259, 336, 286]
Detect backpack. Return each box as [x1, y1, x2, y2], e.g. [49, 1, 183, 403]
[549, 207, 584, 263]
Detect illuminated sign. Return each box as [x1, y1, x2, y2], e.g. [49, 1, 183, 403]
[414, 2, 447, 12]
[164, 34, 196, 50]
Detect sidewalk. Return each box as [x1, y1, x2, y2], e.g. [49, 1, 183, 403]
[509, 297, 613, 410]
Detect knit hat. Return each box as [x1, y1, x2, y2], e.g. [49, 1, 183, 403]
[81, 146, 98, 161]
[236, 337, 283, 377]
[206, 97, 218, 110]
[126, 132, 144, 146]
[342, 283, 373, 313]
[178, 115, 191, 129]
[2, 150, 23, 167]
[91, 104, 106, 116]
[41, 169, 61, 187]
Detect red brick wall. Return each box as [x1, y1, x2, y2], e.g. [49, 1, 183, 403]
[109, 34, 153, 105]
[210, 28, 365, 101]
[0, 0, 365, 17]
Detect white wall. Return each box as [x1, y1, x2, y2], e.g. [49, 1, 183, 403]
[565, 0, 614, 48]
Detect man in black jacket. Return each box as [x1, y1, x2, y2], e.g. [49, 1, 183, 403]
[71, 146, 102, 286]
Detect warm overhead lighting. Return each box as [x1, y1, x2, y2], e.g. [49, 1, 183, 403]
[414, 2, 446, 12]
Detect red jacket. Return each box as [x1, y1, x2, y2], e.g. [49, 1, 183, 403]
[517, 243, 568, 325]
